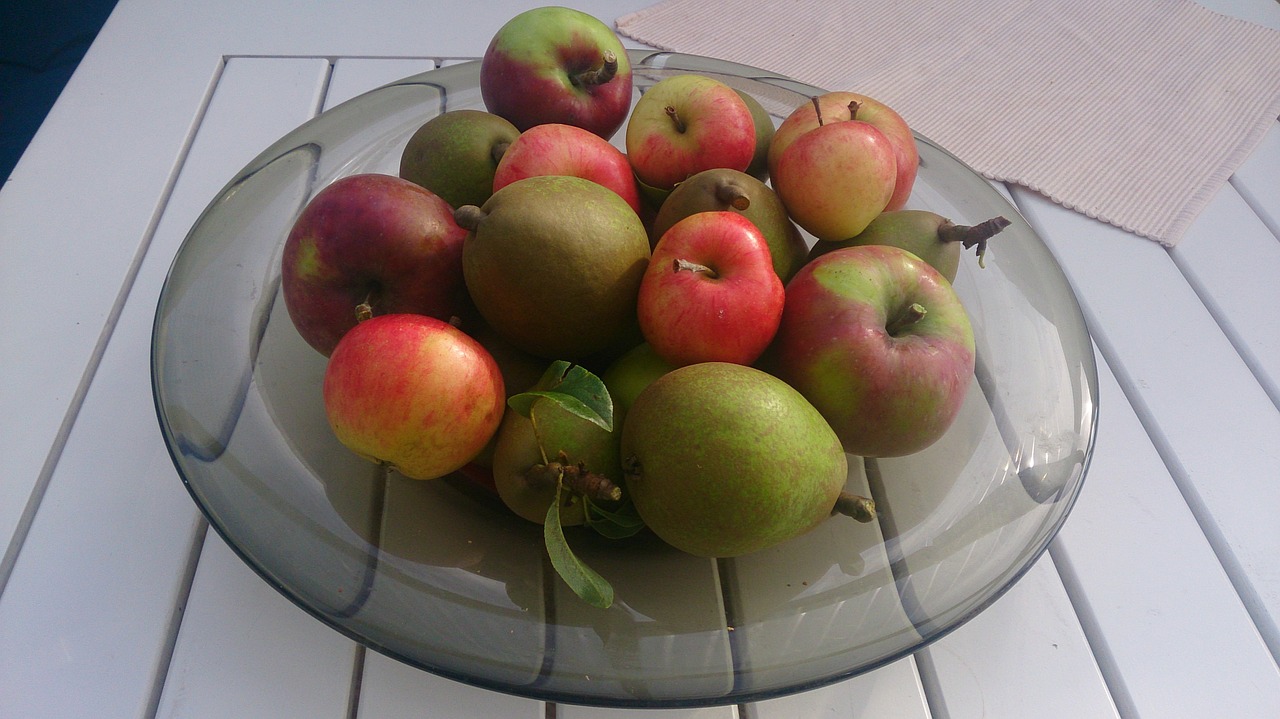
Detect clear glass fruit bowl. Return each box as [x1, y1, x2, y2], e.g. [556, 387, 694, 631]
[151, 51, 1098, 708]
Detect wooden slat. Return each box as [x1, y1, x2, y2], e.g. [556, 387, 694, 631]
[356, 651, 545, 719]
[1047, 352, 1280, 716]
[749, 660, 929, 719]
[1011, 184, 1280, 659]
[0, 57, 331, 718]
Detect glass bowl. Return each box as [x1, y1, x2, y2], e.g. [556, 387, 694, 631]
[151, 51, 1098, 708]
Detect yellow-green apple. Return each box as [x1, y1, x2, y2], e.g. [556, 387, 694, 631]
[480, 6, 632, 140]
[492, 122, 642, 214]
[771, 109, 897, 242]
[638, 212, 784, 367]
[322, 313, 506, 480]
[602, 342, 676, 415]
[769, 92, 918, 211]
[762, 245, 976, 457]
[399, 109, 520, 210]
[625, 73, 756, 192]
[281, 173, 469, 356]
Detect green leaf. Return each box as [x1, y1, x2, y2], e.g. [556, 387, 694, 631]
[508, 361, 613, 432]
[544, 482, 614, 609]
[583, 498, 646, 539]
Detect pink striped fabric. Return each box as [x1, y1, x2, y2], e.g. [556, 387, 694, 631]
[617, 0, 1280, 246]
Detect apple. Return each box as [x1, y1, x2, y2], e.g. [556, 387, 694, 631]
[492, 122, 642, 214]
[762, 244, 975, 457]
[637, 212, 784, 367]
[480, 6, 632, 140]
[602, 342, 677, 415]
[625, 73, 756, 192]
[771, 113, 897, 242]
[399, 109, 520, 210]
[281, 173, 469, 356]
[769, 92, 918, 211]
[323, 313, 506, 480]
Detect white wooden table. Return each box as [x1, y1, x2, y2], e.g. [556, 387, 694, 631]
[2, 0, 1279, 716]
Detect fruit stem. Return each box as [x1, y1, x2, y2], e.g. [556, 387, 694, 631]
[453, 204, 486, 232]
[491, 140, 510, 165]
[886, 302, 927, 336]
[937, 216, 1010, 270]
[846, 99, 861, 122]
[665, 105, 686, 133]
[571, 50, 619, 88]
[673, 257, 718, 278]
[714, 181, 751, 211]
[811, 96, 824, 127]
[833, 492, 876, 523]
[525, 451, 623, 502]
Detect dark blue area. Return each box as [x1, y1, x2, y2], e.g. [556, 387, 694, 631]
[1, 0, 120, 182]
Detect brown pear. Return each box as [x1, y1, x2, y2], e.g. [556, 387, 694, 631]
[808, 209, 1010, 282]
[651, 168, 808, 283]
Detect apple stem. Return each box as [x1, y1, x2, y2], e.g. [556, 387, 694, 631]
[665, 105, 687, 134]
[673, 257, 717, 278]
[811, 96, 824, 127]
[355, 302, 373, 322]
[886, 302, 927, 335]
[571, 50, 619, 88]
[526, 451, 623, 502]
[937, 216, 1010, 270]
[846, 99, 861, 122]
[715, 181, 751, 211]
[833, 492, 876, 523]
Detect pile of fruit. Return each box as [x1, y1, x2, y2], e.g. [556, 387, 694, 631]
[279, 6, 1009, 608]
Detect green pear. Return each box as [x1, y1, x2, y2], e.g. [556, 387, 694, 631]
[620, 362, 857, 557]
[399, 109, 519, 210]
[809, 209, 1010, 282]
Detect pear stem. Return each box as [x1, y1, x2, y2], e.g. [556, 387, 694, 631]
[571, 50, 618, 87]
[491, 140, 510, 165]
[525, 451, 622, 502]
[886, 302, 927, 336]
[453, 204, 486, 232]
[833, 492, 876, 523]
[673, 257, 717, 278]
[714, 181, 751, 211]
[937, 215, 1010, 269]
[355, 302, 373, 323]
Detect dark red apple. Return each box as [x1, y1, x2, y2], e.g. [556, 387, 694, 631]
[280, 173, 469, 356]
[480, 6, 633, 140]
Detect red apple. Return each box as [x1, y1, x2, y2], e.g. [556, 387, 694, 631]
[637, 212, 784, 367]
[493, 122, 642, 214]
[769, 92, 918, 211]
[625, 74, 756, 192]
[280, 173, 469, 356]
[323, 313, 506, 480]
[771, 116, 897, 242]
[762, 245, 975, 457]
[480, 6, 632, 140]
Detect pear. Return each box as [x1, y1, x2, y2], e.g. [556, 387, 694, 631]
[620, 362, 866, 558]
[491, 393, 625, 526]
[399, 109, 519, 209]
[809, 209, 1010, 282]
[651, 168, 808, 283]
[455, 175, 651, 360]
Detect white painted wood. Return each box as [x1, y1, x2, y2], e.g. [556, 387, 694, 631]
[326, 58, 439, 110]
[155, 533, 359, 719]
[1169, 181, 1280, 408]
[1230, 122, 1280, 240]
[1048, 353, 1280, 716]
[1011, 185, 1280, 658]
[558, 704, 738, 719]
[920, 554, 1118, 719]
[0, 56, 331, 719]
[748, 660, 930, 719]
[356, 651, 545, 719]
